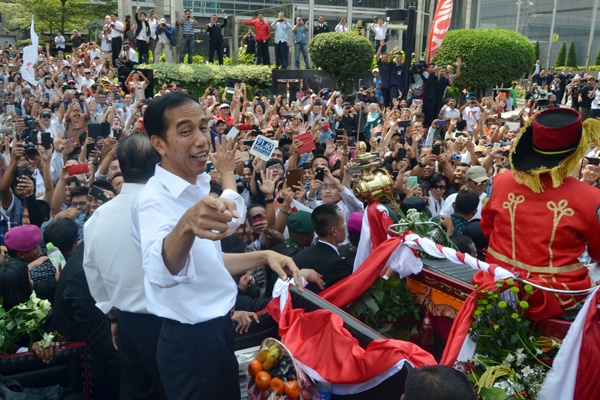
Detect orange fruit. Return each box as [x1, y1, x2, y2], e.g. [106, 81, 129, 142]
[248, 360, 263, 377]
[270, 377, 285, 395]
[284, 380, 301, 399]
[255, 371, 271, 390]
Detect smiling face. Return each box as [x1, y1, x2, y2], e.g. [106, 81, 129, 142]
[151, 101, 211, 184]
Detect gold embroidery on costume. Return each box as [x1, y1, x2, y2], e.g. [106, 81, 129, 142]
[546, 200, 574, 268]
[502, 193, 525, 264]
[538, 274, 578, 307]
[487, 247, 582, 274]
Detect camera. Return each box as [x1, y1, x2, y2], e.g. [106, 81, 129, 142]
[283, 111, 294, 120]
[20, 116, 39, 158]
[533, 90, 549, 109]
[409, 60, 426, 75]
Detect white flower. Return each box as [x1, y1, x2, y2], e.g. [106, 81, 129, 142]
[406, 209, 420, 222]
[515, 348, 526, 366]
[521, 365, 534, 378]
[504, 353, 515, 366]
[535, 347, 543, 355]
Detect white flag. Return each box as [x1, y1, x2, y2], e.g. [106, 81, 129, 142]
[20, 16, 39, 86]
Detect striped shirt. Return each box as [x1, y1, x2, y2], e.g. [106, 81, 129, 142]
[181, 18, 195, 35]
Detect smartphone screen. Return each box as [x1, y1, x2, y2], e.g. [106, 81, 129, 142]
[89, 185, 109, 202]
[395, 148, 407, 162]
[432, 144, 441, 156]
[41, 132, 53, 149]
[315, 167, 325, 181]
[252, 213, 265, 224]
[407, 176, 419, 189]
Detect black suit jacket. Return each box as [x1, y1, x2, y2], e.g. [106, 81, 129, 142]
[293, 241, 352, 294]
[207, 18, 227, 44]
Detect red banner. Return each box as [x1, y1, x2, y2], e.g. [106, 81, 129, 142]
[427, 0, 454, 64]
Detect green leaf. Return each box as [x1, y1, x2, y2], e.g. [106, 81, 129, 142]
[362, 296, 380, 315]
[480, 387, 510, 400]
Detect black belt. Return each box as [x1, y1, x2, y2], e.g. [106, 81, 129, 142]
[182, 34, 194, 37]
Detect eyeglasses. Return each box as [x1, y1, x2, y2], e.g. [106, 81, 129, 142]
[321, 184, 338, 191]
[72, 201, 88, 207]
[470, 179, 489, 186]
[431, 185, 447, 190]
[267, 165, 283, 171]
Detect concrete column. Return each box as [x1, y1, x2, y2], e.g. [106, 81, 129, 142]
[585, 0, 600, 68]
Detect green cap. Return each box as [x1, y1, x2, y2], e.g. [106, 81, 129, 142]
[286, 211, 313, 234]
[46, 242, 54, 249]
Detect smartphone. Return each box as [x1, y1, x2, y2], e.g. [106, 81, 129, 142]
[239, 151, 250, 162]
[502, 150, 510, 158]
[432, 144, 441, 156]
[407, 176, 419, 189]
[117, 103, 124, 109]
[206, 161, 213, 172]
[96, 135, 104, 151]
[315, 167, 325, 181]
[252, 213, 265, 224]
[395, 148, 407, 162]
[413, 99, 422, 107]
[398, 120, 411, 128]
[435, 120, 447, 127]
[67, 163, 89, 176]
[89, 185, 109, 203]
[285, 168, 304, 192]
[243, 140, 255, 147]
[41, 132, 53, 150]
[335, 128, 345, 139]
[86, 141, 96, 158]
[398, 137, 406, 146]
[6, 105, 15, 114]
[348, 137, 356, 147]
[493, 142, 501, 150]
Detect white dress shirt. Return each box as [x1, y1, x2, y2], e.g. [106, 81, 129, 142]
[371, 23, 388, 41]
[83, 183, 148, 314]
[335, 24, 348, 33]
[307, 186, 365, 223]
[131, 164, 246, 324]
[109, 21, 124, 39]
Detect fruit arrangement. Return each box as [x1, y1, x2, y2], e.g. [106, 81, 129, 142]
[246, 338, 320, 400]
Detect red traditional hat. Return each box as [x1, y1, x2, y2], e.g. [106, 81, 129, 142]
[510, 108, 600, 193]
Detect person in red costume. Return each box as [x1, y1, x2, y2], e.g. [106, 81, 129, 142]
[475, 108, 600, 321]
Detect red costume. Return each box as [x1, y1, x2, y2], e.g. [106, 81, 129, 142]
[474, 108, 600, 321]
[475, 173, 600, 319]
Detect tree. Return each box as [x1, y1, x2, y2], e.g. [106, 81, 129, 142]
[534, 41, 540, 61]
[565, 41, 578, 68]
[309, 32, 373, 93]
[0, 0, 115, 39]
[432, 28, 535, 94]
[555, 42, 566, 67]
[595, 50, 600, 66]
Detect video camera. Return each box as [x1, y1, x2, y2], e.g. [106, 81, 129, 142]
[19, 115, 39, 158]
[533, 90, 549, 110]
[409, 60, 426, 75]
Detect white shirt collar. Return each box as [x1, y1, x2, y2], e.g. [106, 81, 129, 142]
[153, 163, 211, 199]
[318, 239, 340, 255]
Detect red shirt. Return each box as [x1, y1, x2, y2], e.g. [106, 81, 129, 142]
[244, 19, 270, 42]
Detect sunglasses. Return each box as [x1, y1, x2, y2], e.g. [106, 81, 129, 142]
[470, 179, 489, 186]
[431, 185, 447, 190]
[40, 115, 51, 119]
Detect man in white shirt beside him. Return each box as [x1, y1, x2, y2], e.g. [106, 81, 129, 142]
[370, 16, 388, 53]
[271, 12, 292, 69]
[109, 12, 124, 66]
[83, 134, 166, 399]
[130, 92, 302, 399]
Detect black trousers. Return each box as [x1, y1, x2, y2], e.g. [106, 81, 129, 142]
[118, 311, 166, 400]
[381, 86, 391, 108]
[136, 39, 149, 64]
[274, 41, 289, 69]
[256, 40, 270, 66]
[157, 315, 240, 400]
[208, 41, 224, 65]
[111, 36, 122, 66]
[423, 98, 436, 127]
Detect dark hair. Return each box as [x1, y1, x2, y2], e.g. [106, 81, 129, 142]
[36, 200, 51, 223]
[428, 172, 449, 189]
[117, 134, 159, 184]
[43, 219, 78, 257]
[404, 365, 475, 400]
[311, 154, 329, 169]
[110, 12, 118, 17]
[70, 186, 88, 199]
[452, 235, 475, 255]
[220, 236, 248, 254]
[456, 119, 468, 131]
[0, 261, 32, 311]
[311, 204, 342, 237]
[454, 189, 479, 216]
[184, 9, 191, 13]
[91, 179, 115, 195]
[144, 92, 199, 140]
[210, 181, 223, 196]
[257, 11, 264, 15]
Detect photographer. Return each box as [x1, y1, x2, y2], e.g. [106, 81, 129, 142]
[134, 6, 151, 64]
[271, 12, 292, 70]
[178, 9, 198, 64]
[154, 18, 175, 64]
[567, 76, 581, 111]
[99, 15, 113, 62]
[118, 41, 139, 69]
[292, 18, 310, 69]
[109, 13, 124, 67]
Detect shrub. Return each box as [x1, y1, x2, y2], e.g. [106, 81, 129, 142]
[308, 32, 374, 93]
[137, 63, 272, 97]
[432, 28, 535, 93]
[596, 50, 600, 66]
[566, 41, 578, 68]
[555, 42, 566, 67]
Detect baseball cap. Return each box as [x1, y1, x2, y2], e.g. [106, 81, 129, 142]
[465, 166, 489, 183]
[159, 18, 167, 24]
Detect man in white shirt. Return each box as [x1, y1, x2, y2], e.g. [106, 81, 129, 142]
[335, 18, 349, 33]
[83, 134, 166, 399]
[271, 12, 292, 69]
[147, 9, 158, 60]
[109, 12, 124, 66]
[54, 31, 65, 54]
[131, 92, 302, 398]
[371, 17, 388, 53]
[440, 166, 489, 220]
[461, 93, 482, 136]
[99, 15, 113, 62]
[86, 42, 102, 60]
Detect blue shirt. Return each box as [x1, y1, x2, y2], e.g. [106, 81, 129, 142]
[271, 20, 292, 44]
[294, 25, 308, 44]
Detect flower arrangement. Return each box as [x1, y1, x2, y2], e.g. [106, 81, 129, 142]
[458, 280, 561, 399]
[388, 207, 456, 249]
[0, 292, 52, 354]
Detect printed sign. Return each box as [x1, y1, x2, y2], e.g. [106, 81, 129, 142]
[250, 135, 278, 161]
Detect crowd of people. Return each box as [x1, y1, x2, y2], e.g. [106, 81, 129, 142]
[2, 8, 600, 398]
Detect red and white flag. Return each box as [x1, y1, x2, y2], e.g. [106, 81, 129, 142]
[427, 0, 454, 64]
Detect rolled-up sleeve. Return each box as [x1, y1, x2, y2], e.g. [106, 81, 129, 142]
[131, 196, 196, 288]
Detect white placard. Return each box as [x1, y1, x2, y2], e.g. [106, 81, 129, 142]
[226, 126, 239, 140]
[249, 135, 278, 161]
